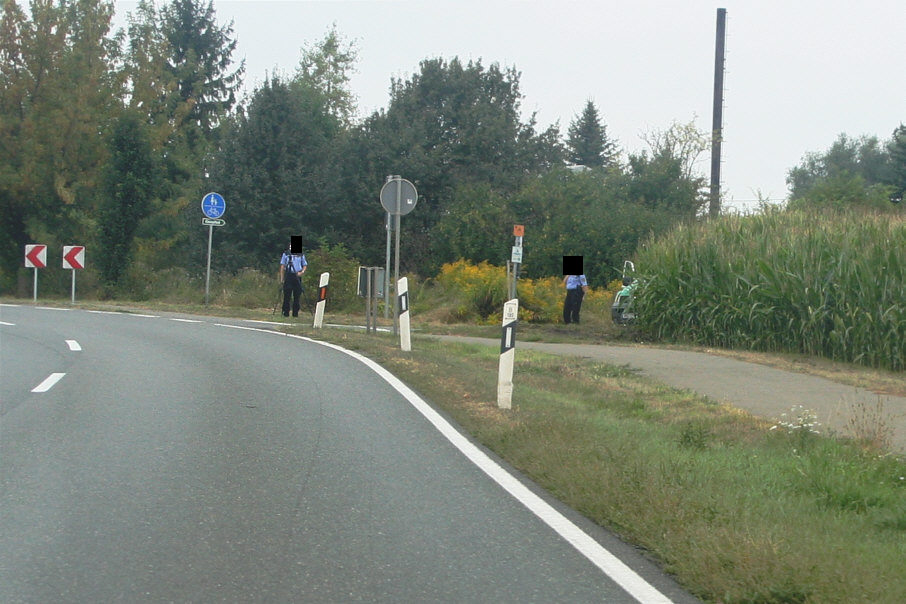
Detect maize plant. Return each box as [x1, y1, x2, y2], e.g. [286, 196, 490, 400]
[634, 210, 906, 370]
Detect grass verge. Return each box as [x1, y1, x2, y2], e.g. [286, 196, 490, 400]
[305, 326, 906, 604]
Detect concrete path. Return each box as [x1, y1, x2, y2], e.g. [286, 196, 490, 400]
[433, 336, 906, 454]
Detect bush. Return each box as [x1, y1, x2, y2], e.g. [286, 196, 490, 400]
[433, 259, 618, 324]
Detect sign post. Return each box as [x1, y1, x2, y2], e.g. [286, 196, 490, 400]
[509, 225, 524, 300]
[201, 192, 226, 305]
[379, 176, 418, 336]
[62, 245, 85, 303]
[497, 298, 519, 409]
[313, 272, 330, 328]
[24, 244, 47, 302]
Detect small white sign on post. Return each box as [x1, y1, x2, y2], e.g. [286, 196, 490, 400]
[313, 272, 329, 328]
[398, 277, 411, 352]
[497, 298, 519, 409]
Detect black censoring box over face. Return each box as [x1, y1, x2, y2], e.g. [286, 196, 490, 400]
[563, 256, 583, 275]
[290, 236, 303, 254]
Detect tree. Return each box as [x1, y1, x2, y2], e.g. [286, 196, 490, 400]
[362, 57, 563, 274]
[566, 100, 618, 169]
[0, 0, 120, 291]
[97, 112, 157, 289]
[787, 132, 900, 209]
[208, 76, 340, 270]
[885, 124, 906, 202]
[160, 0, 243, 135]
[294, 24, 359, 127]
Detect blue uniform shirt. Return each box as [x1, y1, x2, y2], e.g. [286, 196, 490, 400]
[280, 252, 307, 273]
[565, 275, 588, 290]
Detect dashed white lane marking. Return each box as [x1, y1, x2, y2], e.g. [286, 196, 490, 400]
[32, 373, 66, 393]
[170, 318, 202, 323]
[131, 314, 159, 318]
[213, 323, 673, 604]
[0, 321, 14, 326]
[36, 307, 70, 311]
[87, 310, 119, 315]
[66, 340, 82, 351]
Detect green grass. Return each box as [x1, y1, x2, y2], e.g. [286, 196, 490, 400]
[306, 327, 906, 604]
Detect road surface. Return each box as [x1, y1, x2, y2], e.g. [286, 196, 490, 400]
[0, 305, 696, 603]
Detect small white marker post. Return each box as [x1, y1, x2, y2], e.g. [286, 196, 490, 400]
[497, 298, 519, 409]
[398, 277, 411, 351]
[313, 272, 329, 328]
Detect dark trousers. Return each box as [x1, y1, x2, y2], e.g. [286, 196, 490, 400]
[283, 274, 302, 317]
[563, 288, 584, 324]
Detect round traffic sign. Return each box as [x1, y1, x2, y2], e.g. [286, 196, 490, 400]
[202, 192, 226, 219]
[380, 178, 418, 216]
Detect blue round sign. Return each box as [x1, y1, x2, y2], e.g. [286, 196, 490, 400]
[201, 192, 226, 219]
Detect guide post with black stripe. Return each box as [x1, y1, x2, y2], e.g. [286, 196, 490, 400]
[313, 272, 329, 328]
[497, 298, 519, 409]
[398, 277, 411, 351]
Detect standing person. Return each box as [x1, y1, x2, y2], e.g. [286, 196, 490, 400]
[279, 242, 307, 317]
[563, 274, 589, 324]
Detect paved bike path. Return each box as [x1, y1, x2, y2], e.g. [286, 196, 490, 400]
[433, 336, 906, 453]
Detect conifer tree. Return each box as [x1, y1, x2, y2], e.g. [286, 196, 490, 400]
[566, 100, 617, 169]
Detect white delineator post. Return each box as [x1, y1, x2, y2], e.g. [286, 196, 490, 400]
[497, 298, 519, 409]
[313, 272, 329, 328]
[398, 277, 411, 351]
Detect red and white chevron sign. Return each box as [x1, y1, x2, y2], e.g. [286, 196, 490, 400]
[24, 244, 47, 269]
[62, 245, 85, 270]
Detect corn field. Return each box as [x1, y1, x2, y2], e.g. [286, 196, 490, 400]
[634, 209, 906, 370]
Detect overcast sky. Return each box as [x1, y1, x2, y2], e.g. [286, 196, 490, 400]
[114, 1, 905, 211]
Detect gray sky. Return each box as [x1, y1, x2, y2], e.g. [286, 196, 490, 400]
[115, 0, 905, 211]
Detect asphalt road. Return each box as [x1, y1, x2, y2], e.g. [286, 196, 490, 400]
[0, 305, 696, 603]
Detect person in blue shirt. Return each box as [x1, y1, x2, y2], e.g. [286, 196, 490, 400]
[279, 246, 308, 317]
[563, 274, 589, 324]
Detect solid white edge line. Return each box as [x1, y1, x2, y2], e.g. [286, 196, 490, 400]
[214, 323, 672, 603]
[243, 319, 292, 326]
[66, 339, 82, 351]
[32, 372, 66, 393]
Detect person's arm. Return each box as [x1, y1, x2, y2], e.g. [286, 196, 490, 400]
[279, 263, 285, 282]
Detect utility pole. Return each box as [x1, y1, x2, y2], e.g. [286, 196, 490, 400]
[710, 8, 727, 218]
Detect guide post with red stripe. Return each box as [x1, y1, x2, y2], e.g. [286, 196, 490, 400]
[24, 244, 47, 301]
[313, 272, 329, 328]
[497, 298, 519, 409]
[62, 245, 85, 303]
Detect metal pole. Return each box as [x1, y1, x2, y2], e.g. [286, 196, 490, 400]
[366, 268, 372, 333]
[33, 268, 38, 302]
[70, 270, 76, 304]
[393, 212, 401, 336]
[392, 178, 401, 336]
[710, 8, 727, 218]
[384, 211, 392, 319]
[204, 224, 214, 305]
